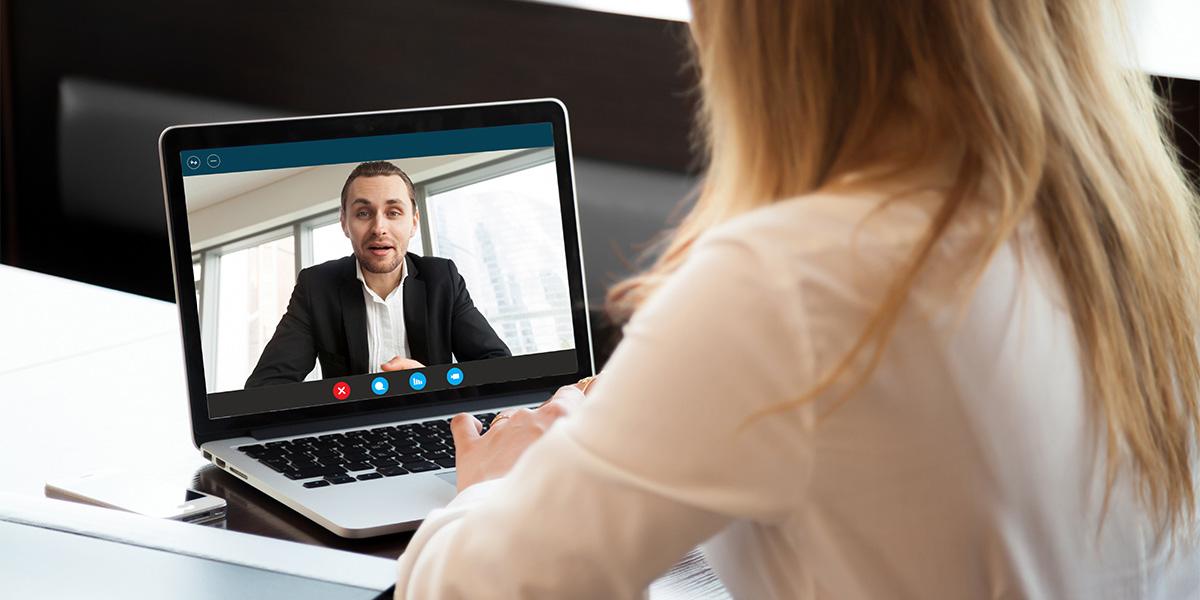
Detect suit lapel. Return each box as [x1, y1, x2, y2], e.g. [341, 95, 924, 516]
[403, 254, 429, 365]
[341, 260, 369, 374]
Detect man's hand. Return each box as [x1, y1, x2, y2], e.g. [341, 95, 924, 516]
[450, 381, 592, 492]
[380, 356, 425, 372]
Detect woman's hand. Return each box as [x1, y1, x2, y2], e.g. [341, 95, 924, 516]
[450, 381, 591, 492]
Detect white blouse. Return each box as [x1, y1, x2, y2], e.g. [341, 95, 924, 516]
[394, 188, 1199, 599]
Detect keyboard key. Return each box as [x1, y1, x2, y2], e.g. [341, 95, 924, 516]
[248, 422, 467, 480]
[377, 466, 409, 477]
[303, 480, 330, 488]
[404, 461, 440, 473]
[286, 467, 346, 480]
[262, 459, 290, 472]
[356, 472, 384, 481]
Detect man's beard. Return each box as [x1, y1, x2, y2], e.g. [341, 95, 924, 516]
[356, 247, 403, 274]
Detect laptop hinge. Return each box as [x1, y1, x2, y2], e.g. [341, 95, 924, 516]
[248, 389, 552, 441]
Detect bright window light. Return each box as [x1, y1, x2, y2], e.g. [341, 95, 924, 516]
[525, 0, 689, 22]
[525, 1, 1197, 80]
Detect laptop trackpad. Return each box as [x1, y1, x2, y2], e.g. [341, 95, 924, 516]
[435, 472, 458, 488]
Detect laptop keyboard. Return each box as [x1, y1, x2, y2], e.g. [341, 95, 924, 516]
[235, 413, 497, 488]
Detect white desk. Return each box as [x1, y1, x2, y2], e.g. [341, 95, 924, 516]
[0, 265, 730, 598]
[0, 265, 205, 496]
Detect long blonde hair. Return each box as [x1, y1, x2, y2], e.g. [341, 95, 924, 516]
[609, 0, 1200, 535]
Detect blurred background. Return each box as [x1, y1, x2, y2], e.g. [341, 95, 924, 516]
[0, 0, 1195, 368]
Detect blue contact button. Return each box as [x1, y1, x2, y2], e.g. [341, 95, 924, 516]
[370, 376, 389, 395]
[408, 372, 427, 391]
[446, 367, 464, 386]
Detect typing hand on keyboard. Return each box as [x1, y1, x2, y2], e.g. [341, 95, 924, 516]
[450, 383, 589, 493]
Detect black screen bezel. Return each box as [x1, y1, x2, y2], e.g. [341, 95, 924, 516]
[159, 99, 592, 447]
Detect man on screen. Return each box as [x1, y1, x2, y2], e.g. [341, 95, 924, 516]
[245, 161, 510, 388]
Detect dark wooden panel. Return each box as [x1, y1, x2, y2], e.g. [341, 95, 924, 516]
[0, 0, 698, 299]
[3, 0, 1196, 300]
[7, 0, 697, 168]
[1155, 76, 1200, 187]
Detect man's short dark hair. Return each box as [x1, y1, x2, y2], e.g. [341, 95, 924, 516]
[340, 161, 416, 212]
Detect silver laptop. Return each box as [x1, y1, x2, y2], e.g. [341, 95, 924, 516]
[158, 99, 593, 538]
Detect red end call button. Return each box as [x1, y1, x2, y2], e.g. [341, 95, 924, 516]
[332, 381, 351, 400]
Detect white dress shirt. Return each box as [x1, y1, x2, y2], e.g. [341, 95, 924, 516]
[357, 259, 410, 372]
[394, 187, 1200, 599]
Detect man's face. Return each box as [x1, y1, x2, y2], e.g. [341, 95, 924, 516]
[340, 175, 419, 275]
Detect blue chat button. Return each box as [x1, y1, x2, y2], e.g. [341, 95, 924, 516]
[370, 376, 389, 395]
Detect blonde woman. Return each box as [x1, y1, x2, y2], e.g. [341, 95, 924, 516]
[395, 0, 1200, 597]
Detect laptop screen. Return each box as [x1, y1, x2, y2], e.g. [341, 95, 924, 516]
[176, 121, 579, 419]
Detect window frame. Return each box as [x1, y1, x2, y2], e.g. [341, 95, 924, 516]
[420, 148, 556, 256]
[196, 226, 297, 392]
[419, 148, 566, 354]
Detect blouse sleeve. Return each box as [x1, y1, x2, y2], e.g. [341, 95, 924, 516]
[395, 234, 818, 599]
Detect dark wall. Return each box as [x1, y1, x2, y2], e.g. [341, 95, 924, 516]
[2, 1, 1197, 305]
[0, 0, 698, 301]
[1156, 76, 1200, 188]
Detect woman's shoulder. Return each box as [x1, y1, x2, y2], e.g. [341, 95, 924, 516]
[700, 188, 944, 264]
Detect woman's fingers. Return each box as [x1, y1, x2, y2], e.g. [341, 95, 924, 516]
[536, 386, 586, 419]
[450, 413, 483, 446]
[575, 375, 599, 394]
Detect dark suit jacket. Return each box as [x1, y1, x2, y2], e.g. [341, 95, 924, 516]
[245, 254, 510, 388]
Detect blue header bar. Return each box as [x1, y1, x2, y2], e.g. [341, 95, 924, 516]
[180, 122, 553, 176]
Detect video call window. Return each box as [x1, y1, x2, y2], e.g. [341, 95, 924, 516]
[186, 147, 567, 394]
